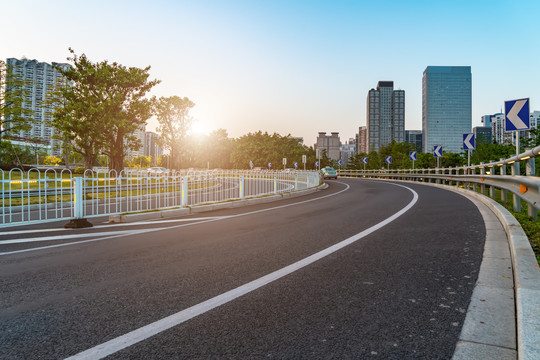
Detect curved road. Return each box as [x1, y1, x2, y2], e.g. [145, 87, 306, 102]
[0, 179, 486, 359]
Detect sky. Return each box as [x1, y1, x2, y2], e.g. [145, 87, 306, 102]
[2, 0, 539, 146]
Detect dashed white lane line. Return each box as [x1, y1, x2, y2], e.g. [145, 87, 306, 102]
[65, 182, 418, 360]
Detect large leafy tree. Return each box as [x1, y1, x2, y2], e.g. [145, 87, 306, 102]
[47, 49, 159, 171]
[0, 60, 34, 162]
[155, 96, 195, 170]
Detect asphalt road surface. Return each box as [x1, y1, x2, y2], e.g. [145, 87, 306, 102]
[0, 178, 485, 359]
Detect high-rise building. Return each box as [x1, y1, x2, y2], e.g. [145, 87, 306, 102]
[315, 132, 341, 161]
[405, 130, 423, 152]
[473, 126, 492, 144]
[366, 81, 405, 152]
[340, 138, 356, 167]
[422, 66, 472, 153]
[358, 126, 367, 153]
[490, 113, 512, 145]
[144, 131, 162, 160]
[481, 115, 493, 127]
[5, 58, 70, 156]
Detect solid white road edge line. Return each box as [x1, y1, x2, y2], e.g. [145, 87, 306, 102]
[65, 182, 418, 360]
[1, 182, 351, 256]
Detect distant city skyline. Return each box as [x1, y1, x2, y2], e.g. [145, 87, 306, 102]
[2, 0, 539, 146]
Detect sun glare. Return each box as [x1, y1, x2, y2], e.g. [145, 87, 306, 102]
[190, 120, 210, 136]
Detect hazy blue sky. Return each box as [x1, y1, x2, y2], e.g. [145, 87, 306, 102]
[2, 0, 539, 146]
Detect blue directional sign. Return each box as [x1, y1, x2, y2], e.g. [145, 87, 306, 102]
[463, 133, 475, 150]
[294, 162, 298, 168]
[385, 156, 392, 164]
[268, 162, 272, 168]
[433, 145, 443, 157]
[315, 161, 319, 167]
[409, 151, 417, 161]
[505, 98, 530, 131]
[337, 159, 342, 166]
[362, 157, 368, 164]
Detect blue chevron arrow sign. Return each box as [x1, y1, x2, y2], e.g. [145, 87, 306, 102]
[463, 133, 475, 150]
[505, 98, 530, 131]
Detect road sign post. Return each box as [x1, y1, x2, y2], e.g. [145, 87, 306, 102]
[409, 151, 417, 171]
[362, 157, 367, 172]
[433, 145, 442, 169]
[337, 159, 342, 171]
[463, 133, 475, 167]
[302, 154, 307, 171]
[283, 158, 287, 170]
[385, 156, 392, 171]
[505, 98, 530, 156]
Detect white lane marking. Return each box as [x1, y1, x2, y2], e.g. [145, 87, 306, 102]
[0, 229, 175, 245]
[1, 183, 350, 256]
[65, 182, 418, 360]
[0, 216, 231, 237]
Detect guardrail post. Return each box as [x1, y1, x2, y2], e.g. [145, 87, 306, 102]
[500, 159, 507, 204]
[526, 158, 537, 220]
[239, 175, 245, 200]
[480, 163, 486, 195]
[511, 162, 521, 212]
[489, 166, 495, 199]
[473, 167, 478, 193]
[182, 177, 188, 207]
[64, 177, 93, 228]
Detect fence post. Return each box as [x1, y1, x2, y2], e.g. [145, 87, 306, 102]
[500, 159, 507, 204]
[512, 162, 521, 212]
[240, 175, 245, 200]
[295, 174, 298, 191]
[526, 158, 537, 220]
[480, 163, 486, 195]
[489, 166, 495, 199]
[64, 177, 93, 228]
[274, 176, 277, 194]
[182, 177, 188, 207]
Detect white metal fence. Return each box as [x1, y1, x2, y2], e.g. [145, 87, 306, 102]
[0, 168, 321, 226]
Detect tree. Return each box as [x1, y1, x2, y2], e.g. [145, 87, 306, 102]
[183, 129, 233, 169]
[231, 131, 310, 169]
[155, 96, 195, 170]
[46, 49, 159, 171]
[0, 60, 34, 162]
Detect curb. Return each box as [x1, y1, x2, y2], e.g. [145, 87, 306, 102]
[109, 184, 326, 223]
[355, 177, 539, 359]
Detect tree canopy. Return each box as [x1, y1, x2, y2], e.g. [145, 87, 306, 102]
[155, 96, 195, 170]
[46, 49, 159, 171]
[0, 60, 34, 162]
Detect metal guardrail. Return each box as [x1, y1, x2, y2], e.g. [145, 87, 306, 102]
[1, 168, 321, 226]
[338, 145, 540, 220]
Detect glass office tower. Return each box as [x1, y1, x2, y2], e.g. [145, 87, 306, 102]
[422, 66, 471, 153]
